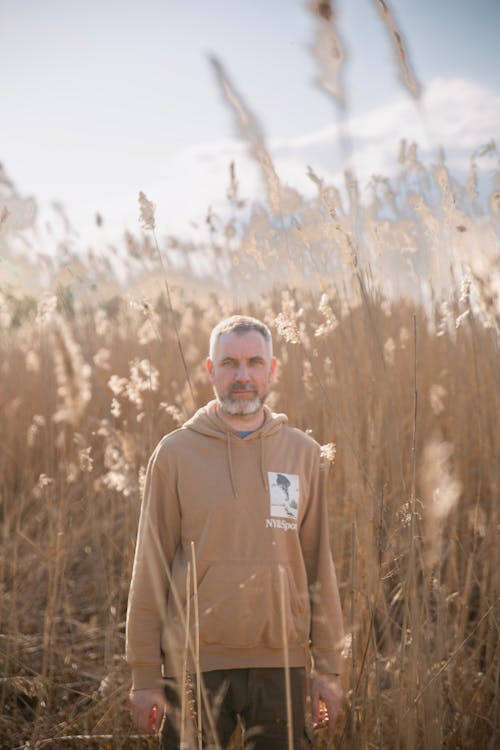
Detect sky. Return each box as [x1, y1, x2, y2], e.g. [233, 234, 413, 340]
[1, 0, 499, 249]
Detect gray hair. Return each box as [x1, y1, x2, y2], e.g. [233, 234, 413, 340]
[208, 315, 273, 360]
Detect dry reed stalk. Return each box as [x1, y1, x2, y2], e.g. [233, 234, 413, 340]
[369, 602, 383, 750]
[138, 191, 196, 414]
[0, 513, 21, 713]
[41, 487, 64, 683]
[373, 0, 421, 100]
[144, 525, 220, 747]
[209, 56, 282, 215]
[278, 565, 293, 750]
[180, 561, 191, 750]
[396, 315, 419, 749]
[191, 540, 203, 750]
[308, 0, 346, 108]
[399, 315, 418, 662]
[349, 522, 357, 744]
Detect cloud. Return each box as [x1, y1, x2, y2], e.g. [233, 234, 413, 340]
[43, 77, 499, 247]
[161, 77, 498, 224]
[271, 77, 500, 187]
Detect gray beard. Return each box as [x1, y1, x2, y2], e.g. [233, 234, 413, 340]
[219, 394, 263, 416]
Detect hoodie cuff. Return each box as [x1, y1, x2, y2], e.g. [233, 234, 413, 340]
[311, 649, 344, 676]
[131, 665, 164, 691]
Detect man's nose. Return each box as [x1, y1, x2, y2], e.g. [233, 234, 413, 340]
[236, 362, 250, 381]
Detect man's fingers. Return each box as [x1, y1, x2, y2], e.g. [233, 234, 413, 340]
[129, 688, 165, 735]
[311, 675, 343, 736]
[312, 698, 327, 721]
[313, 698, 329, 729]
[149, 705, 164, 733]
[313, 699, 338, 731]
[131, 706, 155, 734]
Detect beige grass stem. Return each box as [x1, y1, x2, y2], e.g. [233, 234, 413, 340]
[279, 565, 294, 750]
[146, 526, 219, 748]
[138, 192, 196, 412]
[373, 0, 421, 100]
[191, 541, 203, 750]
[180, 561, 191, 750]
[350, 522, 357, 743]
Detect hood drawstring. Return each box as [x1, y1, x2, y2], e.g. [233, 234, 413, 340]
[225, 430, 269, 499]
[259, 432, 268, 492]
[226, 431, 238, 499]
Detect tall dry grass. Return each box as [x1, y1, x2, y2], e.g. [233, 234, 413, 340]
[1, 142, 499, 750]
[1, 6, 500, 740]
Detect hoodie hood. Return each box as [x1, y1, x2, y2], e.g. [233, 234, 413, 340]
[183, 400, 288, 498]
[183, 399, 287, 439]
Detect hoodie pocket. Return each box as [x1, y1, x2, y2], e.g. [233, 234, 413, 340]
[195, 561, 309, 649]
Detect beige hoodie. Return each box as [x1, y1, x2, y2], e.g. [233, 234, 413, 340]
[126, 401, 344, 690]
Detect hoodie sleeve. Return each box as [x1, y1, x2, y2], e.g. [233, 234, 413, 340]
[300, 452, 344, 675]
[125, 441, 181, 690]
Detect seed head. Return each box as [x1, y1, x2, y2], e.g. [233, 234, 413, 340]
[138, 191, 156, 230]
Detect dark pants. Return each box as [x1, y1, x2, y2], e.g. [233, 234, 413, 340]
[161, 667, 309, 749]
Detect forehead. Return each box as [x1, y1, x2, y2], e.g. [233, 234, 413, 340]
[214, 330, 270, 360]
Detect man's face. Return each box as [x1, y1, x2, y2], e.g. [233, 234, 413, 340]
[206, 330, 277, 417]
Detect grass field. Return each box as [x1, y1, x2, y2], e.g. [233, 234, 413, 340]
[1, 142, 499, 749]
[1, 4, 499, 745]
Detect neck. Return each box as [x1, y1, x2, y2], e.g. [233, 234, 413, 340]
[215, 403, 266, 432]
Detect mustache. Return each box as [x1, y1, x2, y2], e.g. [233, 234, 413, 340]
[230, 384, 258, 393]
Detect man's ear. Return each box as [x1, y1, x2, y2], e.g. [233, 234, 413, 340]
[269, 357, 277, 384]
[206, 357, 215, 383]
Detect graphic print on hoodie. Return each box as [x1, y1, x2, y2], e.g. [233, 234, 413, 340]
[268, 471, 300, 519]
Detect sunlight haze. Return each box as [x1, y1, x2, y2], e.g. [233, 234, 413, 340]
[1, 0, 498, 245]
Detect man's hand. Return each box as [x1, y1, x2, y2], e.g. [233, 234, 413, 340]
[130, 687, 166, 734]
[311, 673, 343, 737]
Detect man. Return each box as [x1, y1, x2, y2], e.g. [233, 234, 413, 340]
[126, 315, 344, 749]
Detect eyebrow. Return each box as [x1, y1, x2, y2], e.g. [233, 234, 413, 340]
[219, 355, 266, 364]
